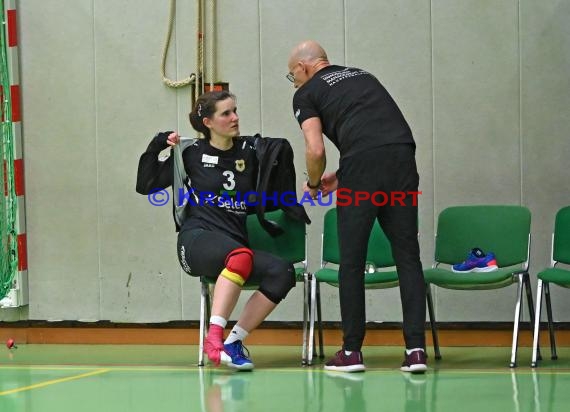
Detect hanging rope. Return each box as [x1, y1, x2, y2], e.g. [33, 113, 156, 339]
[207, 0, 216, 90]
[161, 0, 197, 88]
[197, 0, 204, 95]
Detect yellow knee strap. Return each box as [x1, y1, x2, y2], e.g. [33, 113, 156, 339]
[220, 268, 246, 286]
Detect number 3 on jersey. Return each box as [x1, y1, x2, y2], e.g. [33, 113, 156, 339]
[222, 170, 236, 190]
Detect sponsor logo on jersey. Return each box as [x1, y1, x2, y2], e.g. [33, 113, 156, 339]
[235, 159, 245, 172]
[202, 154, 219, 165]
[295, 109, 301, 119]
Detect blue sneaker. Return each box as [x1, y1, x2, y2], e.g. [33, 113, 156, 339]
[452, 248, 498, 273]
[220, 340, 254, 371]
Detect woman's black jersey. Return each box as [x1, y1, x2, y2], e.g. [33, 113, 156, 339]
[181, 137, 258, 244]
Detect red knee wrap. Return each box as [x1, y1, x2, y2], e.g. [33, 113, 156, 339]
[221, 247, 253, 286]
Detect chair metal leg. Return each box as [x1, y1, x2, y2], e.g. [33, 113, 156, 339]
[307, 273, 317, 365]
[301, 272, 309, 365]
[524, 273, 541, 361]
[531, 279, 543, 367]
[198, 281, 209, 367]
[544, 282, 558, 360]
[510, 274, 525, 368]
[316, 281, 325, 359]
[426, 285, 441, 360]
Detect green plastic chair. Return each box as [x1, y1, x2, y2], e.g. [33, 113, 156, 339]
[531, 206, 570, 367]
[424, 205, 535, 367]
[307, 208, 438, 364]
[198, 209, 310, 366]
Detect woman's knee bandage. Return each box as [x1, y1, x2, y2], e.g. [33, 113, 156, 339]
[220, 248, 253, 286]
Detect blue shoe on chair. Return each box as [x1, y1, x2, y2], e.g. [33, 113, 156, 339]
[452, 248, 498, 273]
[220, 340, 254, 371]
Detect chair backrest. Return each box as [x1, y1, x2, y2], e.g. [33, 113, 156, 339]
[322, 208, 394, 267]
[553, 206, 570, 264]
[434, 205, 531, 267]
[246, 210, 306, 265]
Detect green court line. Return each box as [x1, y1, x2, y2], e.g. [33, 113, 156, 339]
[0, 368, 110, 396]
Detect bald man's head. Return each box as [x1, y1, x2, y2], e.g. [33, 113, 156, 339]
[288, 40, 328, 65]
[287, 40, 330, 88]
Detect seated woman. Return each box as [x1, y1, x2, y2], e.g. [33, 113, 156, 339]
[136, 90, 297, 370]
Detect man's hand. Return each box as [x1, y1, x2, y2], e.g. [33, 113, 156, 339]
[320, 171, 338, 197]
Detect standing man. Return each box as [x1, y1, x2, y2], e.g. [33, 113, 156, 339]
[287, 40, 427, 373]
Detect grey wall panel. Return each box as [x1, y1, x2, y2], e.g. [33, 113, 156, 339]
[258, 0, 345, 229]
[0, 307, 28, 322]
[94, 0, 183, 321]
[161, 0, 203, 319]
[259, 0, 345, 137]
[433, 0, 521, 208]
[173, 0, 202, 137]
[345, 0, 433, 321]
[215, 0, 261, 135]
[432, 0, 521, 321]
[520, 0, 570, 321]
[19, 0, 100, 320]
[257, 0, 345, 320]
[180, 269, 202, 320]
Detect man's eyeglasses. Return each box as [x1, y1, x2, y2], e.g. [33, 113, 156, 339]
[286, 61, 301, 83]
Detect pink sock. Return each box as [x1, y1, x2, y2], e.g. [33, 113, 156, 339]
[204, 324, 224, 366]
